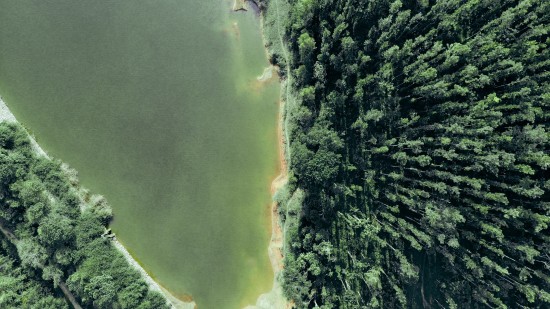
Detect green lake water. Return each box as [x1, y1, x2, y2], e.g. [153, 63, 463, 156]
[0, 1, 279, 308]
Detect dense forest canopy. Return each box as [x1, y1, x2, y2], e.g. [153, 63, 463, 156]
[262, 0, 550, 307]
[0, 122, 168, 309]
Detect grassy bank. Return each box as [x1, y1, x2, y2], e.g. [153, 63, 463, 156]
[245, 0, 303, 308]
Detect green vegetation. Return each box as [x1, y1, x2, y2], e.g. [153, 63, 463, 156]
[0, 1, 280, 305]
[0, 245, 68, 308]
[0, 122, 169, 309]
[261, 0, 550, 307]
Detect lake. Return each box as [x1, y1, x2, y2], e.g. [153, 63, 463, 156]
[0, 0, 279, 308]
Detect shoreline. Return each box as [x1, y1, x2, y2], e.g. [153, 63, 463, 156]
[244, 0, 290, 307]
[0, 96, 194, 309]
[245, 94, 288, 309]
[2, 2, 290, 306]
[111, 239, 196, 309]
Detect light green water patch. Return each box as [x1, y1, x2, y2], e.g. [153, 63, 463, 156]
[0, 0, 279, 308]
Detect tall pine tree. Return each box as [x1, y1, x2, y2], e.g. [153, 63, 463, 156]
[264, 0, 550, 307]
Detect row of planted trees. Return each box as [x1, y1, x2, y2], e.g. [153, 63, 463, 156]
[262, 0, 550, 307]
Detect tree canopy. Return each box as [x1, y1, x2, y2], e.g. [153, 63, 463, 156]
[261, 0, 550, 307]
[0, 122, 169, 309]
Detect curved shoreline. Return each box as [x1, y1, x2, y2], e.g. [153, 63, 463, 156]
[244, 0, 292, 306]
[111, 239, 196, 309]
[245, 91, 288, 309]
[2, 3, 289, 305]
[1, 96, 194, 309]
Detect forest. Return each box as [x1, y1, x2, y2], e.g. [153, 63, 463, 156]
[260, 0, 550, 308]
[0, 122, 169, 308]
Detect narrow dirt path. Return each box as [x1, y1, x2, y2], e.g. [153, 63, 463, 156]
[59, 282, 84, 309]
[244, 1, 296, 308]
[273, 0, 293, 167]
[0, 220, 82, 309]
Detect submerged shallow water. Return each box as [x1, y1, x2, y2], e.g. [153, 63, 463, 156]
[0, 1, 279, 308]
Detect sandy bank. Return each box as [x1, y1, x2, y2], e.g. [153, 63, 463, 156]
[0, 98, 16, 122]
[256, 65, 277, 83]
[243, 1, 292, 306]
[245, 93, 288, 309]
[0, 96, 194, 309]
[111, 240, 195, 309]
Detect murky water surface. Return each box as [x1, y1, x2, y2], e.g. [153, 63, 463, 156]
[0, 1, 279, 307]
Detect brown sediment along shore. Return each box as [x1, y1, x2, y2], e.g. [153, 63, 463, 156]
[244, 1, 291, 306]
[245, 91, 289, 309]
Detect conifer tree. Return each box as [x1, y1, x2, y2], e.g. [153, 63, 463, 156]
[265, 0, 550, 307]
